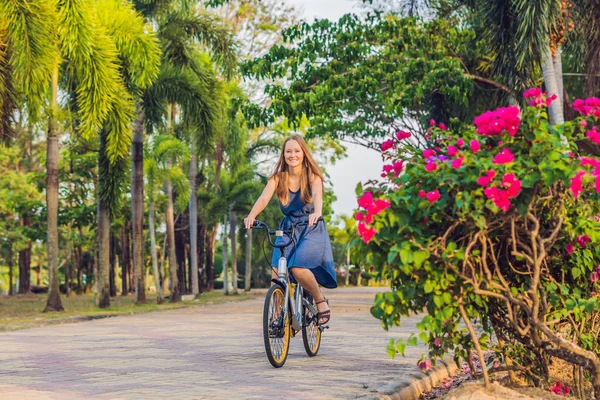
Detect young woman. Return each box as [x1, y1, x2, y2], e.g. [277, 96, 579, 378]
[244, 134, 337, 325]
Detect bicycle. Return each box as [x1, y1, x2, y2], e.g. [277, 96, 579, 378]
[249, 217, 329, 368]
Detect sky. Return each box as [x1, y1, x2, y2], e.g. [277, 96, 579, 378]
[298, 0, 384, 217]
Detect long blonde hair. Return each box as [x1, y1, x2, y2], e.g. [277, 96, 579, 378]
[270, 134, 324, 206]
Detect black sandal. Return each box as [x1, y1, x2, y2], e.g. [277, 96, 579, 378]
[315, 298, 331, 325]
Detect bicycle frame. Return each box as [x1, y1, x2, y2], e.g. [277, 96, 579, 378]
[276, 255, 319, 333]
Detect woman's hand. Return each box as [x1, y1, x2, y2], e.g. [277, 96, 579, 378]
[308, 212, 322, 226]
[244, 215, 256, 230]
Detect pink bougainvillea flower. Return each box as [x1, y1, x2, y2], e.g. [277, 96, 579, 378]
[357, 222, 377, 243]
[382, 164, 394, 174]
[355, 212, 365, 221]
[370, 199, 391, 215]
[418, 360, 433, 372]
[439, 122, 447, 131]
[396, 130, 412, 140]
[567, 243, 574, 255]
[591, 271, 599, 283]
[523, 88, 543, 99]
[570, 170, 587, 198]
[502, 173, 522, 197]
[380, 139, 395, 151]
[425, 162, 437, 172]
[492, 148, 515, 164]
[477, 170, 496, 187]
[429, 119, 436, 126]
[484, 186, 511, 212]
[580, 157, 600, 170]
[596, 175, 600, 193]
[358, 191, 374, 209]
[418, 190, 427, 198]
[577, 234, 591, 249]
[392, 160, 404, 176]
[456, 138, 465, 147]
[581, 120, 588, 128]
[426, 190, 441, 203]
[447, 145, 458, 157]
[365, 213, 374, 224]
[470, 140, 480, 153]
[573, 97, 600, 117]
[434, 338, 442, 347]
[477, 175, 492, 186]
[423, 149, 436, 158]
[474, 106, 520, 136]
[451, 156, 464, 169]
[588, 128, 600, 144]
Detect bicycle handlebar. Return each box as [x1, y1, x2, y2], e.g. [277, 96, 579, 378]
[250, 217, 323, 249]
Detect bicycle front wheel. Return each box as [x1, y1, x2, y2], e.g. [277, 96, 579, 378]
[263, 285, 291, 368]
[302, 292, 322, 357]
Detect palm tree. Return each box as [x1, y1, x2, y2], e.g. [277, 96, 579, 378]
[145, 135, 190, 302]
[459, 0, 564, 124]
[1, 0, 157, 310]
[134, 1, 236, 301]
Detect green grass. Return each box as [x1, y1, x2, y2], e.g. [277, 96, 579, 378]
[0, 291, 259, 331]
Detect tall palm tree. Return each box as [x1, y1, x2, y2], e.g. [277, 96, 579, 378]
[1, 0, 154, 310]
[145, 134, 190, 302]
[460, 0, 564, 124]
[142, 4, 236, 301]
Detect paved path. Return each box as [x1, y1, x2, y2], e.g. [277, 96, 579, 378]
[0, 287, 427, 399]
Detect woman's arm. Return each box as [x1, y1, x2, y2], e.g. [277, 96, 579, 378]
[244, 178, 277, 229]
[309, 175, 323, 226]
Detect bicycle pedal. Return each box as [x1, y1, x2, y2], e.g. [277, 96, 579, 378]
[319, 325, 329, 332]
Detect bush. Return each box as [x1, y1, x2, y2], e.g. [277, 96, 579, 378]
[356, 92, 600, 394]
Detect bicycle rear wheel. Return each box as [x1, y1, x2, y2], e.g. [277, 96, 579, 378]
[263, 285, 291, 368]
[302, 292, 322, 357]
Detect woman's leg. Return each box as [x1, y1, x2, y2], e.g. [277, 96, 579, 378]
[290, 267, 330, 323]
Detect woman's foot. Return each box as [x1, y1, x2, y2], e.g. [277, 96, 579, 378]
[315, 296, 331, 325]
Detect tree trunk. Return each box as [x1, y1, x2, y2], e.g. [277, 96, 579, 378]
[97, 197, 111, 308]
[206, 226, 216, 291]
[109, 232, 117, 297]
[189, 154, 199, 297]
[149, 201, 164, 303]
[541, 44, 564, 125]
[44, 64, 64, 312]
[76, 247, 83, 295]
[121, 221, 130, 295]
[222, 216, 229, 295]
[18, 244, 31, 294]
[166, 172, 180, 302]
[346, 248, 350, 286]
[198, 220, 206, 291]
[8, 245, 13, 295]
[552, 46, 564, 111]
[175, 211, 187, 295]
[230, 211, 239, 295]
[131, 106, 146, 303]
[160, 233, 167, 293]
[245, 227, 252, 292]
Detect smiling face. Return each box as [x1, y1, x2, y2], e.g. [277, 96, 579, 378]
[284, 139, 304, 169]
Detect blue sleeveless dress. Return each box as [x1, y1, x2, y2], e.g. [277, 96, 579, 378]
[271, 190, 338, 289]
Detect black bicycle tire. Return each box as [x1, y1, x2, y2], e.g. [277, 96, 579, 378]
[301, 292, 322, 357]
[263, 285, 291, 368]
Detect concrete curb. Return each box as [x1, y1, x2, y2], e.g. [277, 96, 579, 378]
[0, 314, 118, 332]
[379, 355, 460, 400]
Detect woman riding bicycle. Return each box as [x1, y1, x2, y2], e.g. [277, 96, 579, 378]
[244, 134, 337, 325]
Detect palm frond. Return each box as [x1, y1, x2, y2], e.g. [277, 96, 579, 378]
[96, 0, 161, 90]
[0, 25, 17, 142]
[159, 8, 238, 78]
[1, 0, 59, 121]
[59, 0, 129, 143]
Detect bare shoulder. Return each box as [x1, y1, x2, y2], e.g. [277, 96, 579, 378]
[310, 173, 323, 185]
